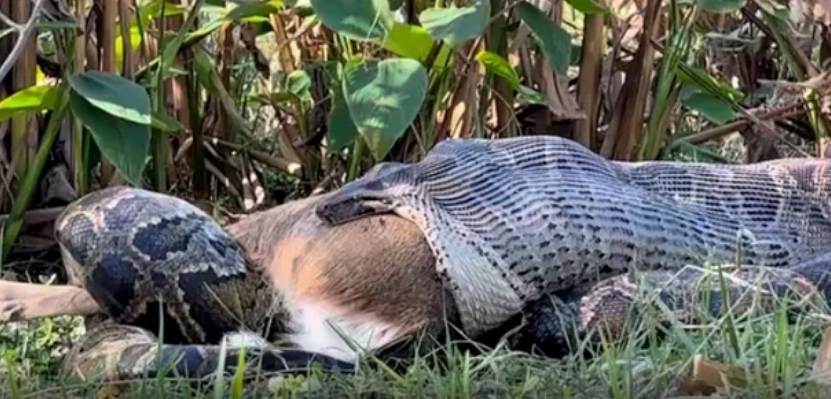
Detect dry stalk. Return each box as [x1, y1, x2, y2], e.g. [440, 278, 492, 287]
[0, 0, 46, 83]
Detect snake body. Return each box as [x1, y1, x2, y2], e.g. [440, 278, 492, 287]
[315, 135, 831, 337]
[53, 135, 831, 382]
[54, 187, 354, 382]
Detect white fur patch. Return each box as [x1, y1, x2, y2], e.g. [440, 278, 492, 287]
[286, 300, 402, 363]
[222, 330, 270, 349]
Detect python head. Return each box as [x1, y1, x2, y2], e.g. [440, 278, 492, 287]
[52, 186, 280, 345]
[315, 161, 420, 226]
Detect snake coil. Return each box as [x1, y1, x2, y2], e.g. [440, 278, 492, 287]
[54, 186, 354, 382]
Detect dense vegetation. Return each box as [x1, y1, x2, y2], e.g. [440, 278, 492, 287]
[0, 0, 828, 397]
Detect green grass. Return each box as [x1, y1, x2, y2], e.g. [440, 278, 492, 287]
[2, 291, 831, 399]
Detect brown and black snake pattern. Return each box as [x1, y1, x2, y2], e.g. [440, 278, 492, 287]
[53, 136, 831, 383]
[54, 187, 354, 382]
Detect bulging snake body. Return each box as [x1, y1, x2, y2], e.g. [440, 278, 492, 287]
[316, 136, 831, 336]
[53, 135, 831, 382]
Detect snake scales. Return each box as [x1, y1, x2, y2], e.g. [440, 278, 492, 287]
[54, 187, 354, 382]
[315, 135, 831, 338]
[53, 135, 831, 383]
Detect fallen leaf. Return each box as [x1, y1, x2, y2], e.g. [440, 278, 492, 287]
[676, 355, 747, 396]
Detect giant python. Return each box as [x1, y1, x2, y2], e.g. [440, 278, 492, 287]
[51, 135, 831, 383]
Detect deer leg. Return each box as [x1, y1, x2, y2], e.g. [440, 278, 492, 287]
[0, 281, 100, 323]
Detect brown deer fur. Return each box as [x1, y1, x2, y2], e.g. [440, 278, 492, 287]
[1, 193, 454, 358]
[228, 193, 455, 353]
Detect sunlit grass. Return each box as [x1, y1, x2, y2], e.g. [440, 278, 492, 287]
[2, 280, 831, 399]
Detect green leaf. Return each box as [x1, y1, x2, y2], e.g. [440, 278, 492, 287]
[382, 22, 451, 66]
[754, 0, 793, 25]
[135, 0, 188, 32]
[696, 0, 746, 13]
[226, 1, 283, 20]
[703, 30, 756, 45]
[309, 0, 394, 41]
[192, 46, 253, 139]
[116, 26, 143, 73]
[67, 71, 152, 125]
[327, 86, 359, 152]
[69, 91, 150, 186]
[0, 85, 58, 123]
[131, 0, 188, 49]
[418, 0, 489, 47]
[476, 51, 520, 87]
[676, 64, 744, 102]
[0, 28, 14, 41]
[269, 92, 301, 103]
[517, 85, 546, 104]
[343, 58, 428, 161]
[151, 111, 184, 132]
[515, 2, 572, 78]
[564, 0, 610, 14]
[682, 92, 736, 125]
[286, 70, 312, 100]
[476, 51, 545, 104]
[286, 0, 313, 11]
[187, 1, 283, 43]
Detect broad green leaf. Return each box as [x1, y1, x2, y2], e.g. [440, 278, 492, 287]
[69, 91, 150, 186]
[67, 71, 152, 125]
[682, 92, 736, 125]
[327, 86, 359, 152]
[476, 51, 545, 104]
[0, 85, 58, 123]
[697, 0, 746, 13]
[309, 0, 394, 41]
[515, 2, 572, 78]
[418, 0, 489, 47]
[343, 58, 428, 160]
[382, 22, 451, 66]
[564, 0, 610, 14]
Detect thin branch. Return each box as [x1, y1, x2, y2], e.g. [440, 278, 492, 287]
[679, 102, 807, 145]
[0, 206, 64, 225]
[0, 12, 22, 31]
[0, 0, 47, 83]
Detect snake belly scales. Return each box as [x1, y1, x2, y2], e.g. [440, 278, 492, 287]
[54, 135, 831, 382]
